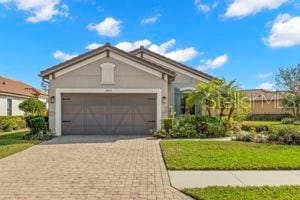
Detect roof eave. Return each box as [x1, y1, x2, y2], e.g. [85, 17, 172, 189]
[131, 48, 216, 81]
[40, 44, 176, 79]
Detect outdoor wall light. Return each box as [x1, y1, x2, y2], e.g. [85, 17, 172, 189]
[162, 96, 167, 104]
[50, 96, 55, 103]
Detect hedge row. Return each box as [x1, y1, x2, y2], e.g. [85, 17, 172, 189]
[235, 125, 300, 145]
[153, 115, 240, 138]
[0, 116, 27, 132]
[0, 116, 49, 132]
[246, 114, 293, 121]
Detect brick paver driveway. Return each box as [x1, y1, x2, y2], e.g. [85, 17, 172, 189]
[0, 136, 191, 200]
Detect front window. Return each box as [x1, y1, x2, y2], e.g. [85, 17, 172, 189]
[174, 87, 201, 116]
[7, 98, 12, 116]
[181, 91, 195, 115]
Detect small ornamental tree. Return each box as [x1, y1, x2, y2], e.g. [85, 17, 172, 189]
[276, 64, 300, 118]
[19, 98, 46, 116]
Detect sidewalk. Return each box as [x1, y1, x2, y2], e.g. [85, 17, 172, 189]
[169, 170, 300, 189]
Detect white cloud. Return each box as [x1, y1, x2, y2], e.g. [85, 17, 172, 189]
[224, 0, 288, 18]
[197, 54, 228, 70]
[115, 39, 198, 62]
[164, 48, 198, 62]
[141, 14, 161, 24]
[53, 50, 77, 61]
[257, 72, 273, 78]
[86, 43, 103, 50]
[148, 39, 198, 62]
[0, 0, 69, 23]
[256, 82, 274, 90]
[148, 39, 176, 54]
[194, 0, 218, 13]
[116, 40, 152, 51]
[87, 17, 121, 37]
[264, 14, 300, 48]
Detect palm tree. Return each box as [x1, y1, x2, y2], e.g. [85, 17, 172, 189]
[218, 79, 238, 117]
[186, 80, 219, 117]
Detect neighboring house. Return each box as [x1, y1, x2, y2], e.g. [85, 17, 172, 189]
[0, 76, 48, 116]
[242, 89, 290, 115]
[40, 43, 215, 136]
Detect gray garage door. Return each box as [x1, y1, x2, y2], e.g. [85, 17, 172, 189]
[61, 93, 157, 135]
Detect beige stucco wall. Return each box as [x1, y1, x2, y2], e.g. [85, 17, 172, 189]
[48, 57, 168, 133]
[138, 53, 210, 114]
[250, 100, 290, 114]
[0, 95, 26, 116]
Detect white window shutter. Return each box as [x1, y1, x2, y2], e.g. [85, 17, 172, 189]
[100, 63, 116, 84]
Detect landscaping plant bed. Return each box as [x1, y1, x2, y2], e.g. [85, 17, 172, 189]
[183, 186, 300, 200]
[160, 141, 300, 170]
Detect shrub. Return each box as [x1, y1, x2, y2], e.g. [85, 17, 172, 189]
[23, 116, 52, 140]
[195, 116, 228, 138]
[234, 132, 269, 143]
[153, 115, 232, 138]
[294, 120, 300, 125]
[236, 124, 300, 145]
[163, 118, 173, 133]
[241, 123, 270, 133]
[19, 98, 46, 116]
[269, 125, 300, 145]
[234, 132, 255, 142]
[29, 117, 47, 134]
[281, 118, 295, 124]
[169, 115, 198, 138]
[246, 114, 292, 121]
[0, 116, 26, 132]
[152, 129, 168, 138]
[223, 119, 241, 135]
[25, 115, 48, 129]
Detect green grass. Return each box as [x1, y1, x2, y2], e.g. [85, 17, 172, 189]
[242, 120, 300, 132]
[183, 186, 300, 200]
[0, 130, 40, 159]
[160, 141, 300, 170]
[242, 121, 282, 126]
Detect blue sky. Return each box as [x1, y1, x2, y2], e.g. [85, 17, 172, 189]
[0, 0, 300, 90]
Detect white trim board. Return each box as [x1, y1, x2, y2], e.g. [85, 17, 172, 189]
[55, 88, 162, 136]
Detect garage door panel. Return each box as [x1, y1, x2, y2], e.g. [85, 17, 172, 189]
[61, 93, 156, 135]
[87, 106, 107, 112]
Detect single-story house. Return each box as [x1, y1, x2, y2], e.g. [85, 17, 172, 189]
[242, 89, 291, 116]
[0, 76, 48, 116]
[40, 43, 215, 136]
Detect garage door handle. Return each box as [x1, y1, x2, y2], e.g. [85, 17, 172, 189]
[62, 120, 71, 123]
[148, 120, 156, 123]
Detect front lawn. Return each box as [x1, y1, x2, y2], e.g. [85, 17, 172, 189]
[0, 130, 40, 159]
[242, 121, 281, 126]
[160, 141, 300, 170]
[242, 120, 300, 131]
[183, 186, 300, 200]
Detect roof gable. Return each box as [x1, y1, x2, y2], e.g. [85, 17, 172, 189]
[40, 44, 175, 79]
[131, 47, 215, 81]
[0, 76, 46, 98]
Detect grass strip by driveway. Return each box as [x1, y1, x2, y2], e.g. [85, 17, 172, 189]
[160, 141, 300, 170]
[183, 186, 300, 200]
[0, 130, 40, 159]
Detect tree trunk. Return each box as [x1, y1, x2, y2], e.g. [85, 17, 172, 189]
[220, 107, 225, 117]
[227, 107, 234, 121]
[207, 108, 212, 117]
